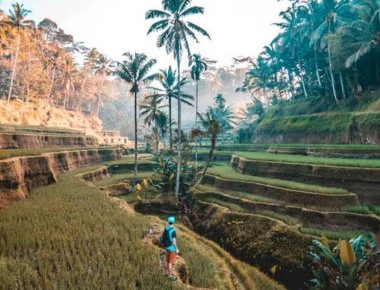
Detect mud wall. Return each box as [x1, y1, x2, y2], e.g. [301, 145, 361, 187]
[231, 156, 380, 205]
[0, 149, 122, 208]
[0, 133, 98, 149]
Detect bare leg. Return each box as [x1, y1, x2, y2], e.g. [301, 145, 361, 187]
[168, 263, 173, 276]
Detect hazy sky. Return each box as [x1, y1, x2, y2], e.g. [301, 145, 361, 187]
[2, 0, 290, 68]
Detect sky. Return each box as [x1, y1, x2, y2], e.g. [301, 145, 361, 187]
[1, 0, 290, 68]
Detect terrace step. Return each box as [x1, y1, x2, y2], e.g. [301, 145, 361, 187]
[202, 173, 359, 210]
[231, 155, 380, 205]
[195, 188, 380, 233]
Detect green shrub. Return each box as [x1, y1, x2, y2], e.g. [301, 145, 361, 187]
[344, 206, 371, 214]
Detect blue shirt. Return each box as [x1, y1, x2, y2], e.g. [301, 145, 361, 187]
[164, 225, 177, 252]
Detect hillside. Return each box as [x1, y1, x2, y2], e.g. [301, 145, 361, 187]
[241, 91, 380, 144]
[0, 99, 103, 136]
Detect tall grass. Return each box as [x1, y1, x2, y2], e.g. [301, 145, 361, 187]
[197, 185, 274, 202]
[204, 143, 380, 150]
[0, 147, 114, 160]
[0, 168, 284, 289]
[300, 227, 368, 240]
[0, 173, 185, 289]
[208, 165, 349, 195]
[235, 152, 380, 168]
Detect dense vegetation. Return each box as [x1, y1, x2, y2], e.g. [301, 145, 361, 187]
[239, 0, 380, 104]
[237, 0, 380, 143]
[0, 3, 120, 116]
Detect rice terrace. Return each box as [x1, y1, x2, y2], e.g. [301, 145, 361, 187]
[0, 0, 379, 289]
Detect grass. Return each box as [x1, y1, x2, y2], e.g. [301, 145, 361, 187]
[371, 206, 380, 216]
[201, 196, 246, 213]
[234, 151, 380, 168]
[256, 210, 299, 226]
[211, 143, 380, 150]
[95, 171, 154, 187]
[344, 205, 372, 215]
[300, 227, 369, 241]
[207, 164, 349, 195]
[0, 169, 245, 289]
[0, 147, 115, 160]
[0, 124, 85, 135]
[0, 173, 183, 289]
[199, 195, 298, 226]
[197, 184, 274, 203]
[0, 164, 284, 289]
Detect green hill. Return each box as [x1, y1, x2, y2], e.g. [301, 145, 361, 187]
[241, 92, 380, 144]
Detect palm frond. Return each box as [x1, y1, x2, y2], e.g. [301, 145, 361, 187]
[181, 6, 204, 17]
[187, 22, 211, 39]
[147, 19, 170, 34]
[145, 9, 170, 20]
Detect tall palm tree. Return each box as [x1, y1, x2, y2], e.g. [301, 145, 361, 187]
[4, 3, 34, 106]
[146, 66, 193, 151]
[146, 0, 210, 198]
[94, 54, 114, 116]
[310, 0, 351, 103]
[190, 53, 207, 125]
[116, 52, 156, 182]
[60, 57, 77, 109]
[190, 53, 207, 174]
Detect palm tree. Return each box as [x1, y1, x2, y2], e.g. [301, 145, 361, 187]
[140, 94, 166, 126]
[190, 53, 207, 173]
[310, 0, 352, 103]
[60, 57, 77, 109]
[190, 54, 207, 125]
[146, 66, 193, 151]
[4, 3, 34, 106]
[146, 0, 210, 197]
[116, 52, 156, 182]
[45, 44, 63, 107]
[191, 94, 236, 186]
[94, 54, 114, 116]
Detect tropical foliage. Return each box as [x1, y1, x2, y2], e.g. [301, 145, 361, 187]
[191, 94, 237, 185]
[0, 5, 116, 114]
[149, 153, 194, 194]
[306, 234, 379, 289]
[146, 0, 210, 197]
[239, 0, 380, 104]
[144, 66, 193, 151]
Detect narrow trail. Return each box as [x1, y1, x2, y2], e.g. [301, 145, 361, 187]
[107, 196, 264, 289]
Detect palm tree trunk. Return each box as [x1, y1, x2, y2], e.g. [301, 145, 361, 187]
[315, 51, 322, 88]
[169, 95, 172, 151]
[339, 72, 347, 99]
[195, 135, 216, 187]
[7, 32, 21, 107]
[328, 40, 339, 103]
[134, 91, 138, 182]
[375, 55, 380, 84]
[263, 84, 269, 105]
[298, 59, 308, 98]
[175, 53, 181, 198]
[195, 80, 199, 176]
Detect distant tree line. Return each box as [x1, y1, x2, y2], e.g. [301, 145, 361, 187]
[0, 3, 116, 115]
[238, 0, 380, 104]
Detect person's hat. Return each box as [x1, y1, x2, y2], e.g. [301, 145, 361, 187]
[167, 216, 175, 224]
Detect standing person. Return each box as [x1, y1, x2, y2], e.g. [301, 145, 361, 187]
[160, 216, 179, 281]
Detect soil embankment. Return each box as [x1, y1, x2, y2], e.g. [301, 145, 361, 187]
[231, 156, 380, 205]
[0, 149, 122, 208]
